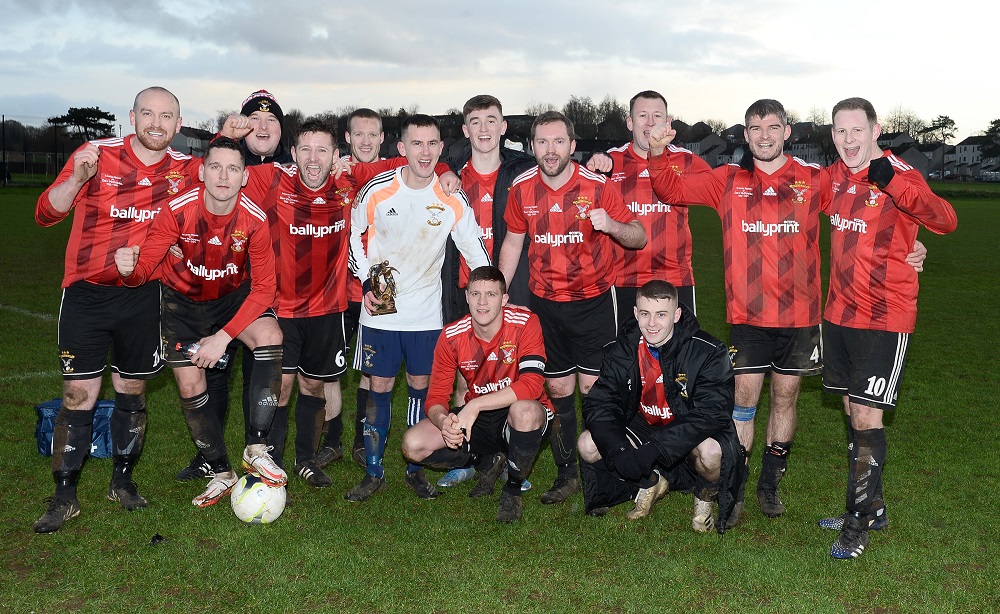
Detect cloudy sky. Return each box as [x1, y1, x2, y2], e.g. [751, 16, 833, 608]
[0, 0, 991, 141]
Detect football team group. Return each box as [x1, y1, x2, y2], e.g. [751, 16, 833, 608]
[32, 85, 957, 560]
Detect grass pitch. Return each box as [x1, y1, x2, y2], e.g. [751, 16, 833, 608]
[0, 184, 997, 613]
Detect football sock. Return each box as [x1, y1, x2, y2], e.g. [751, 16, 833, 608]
[845, 424, 858, 512]
[759, 440, 792, 490]
[364, 391, 392, 479]
[422, 447, 472, 470]
[405, 385, 427, 474]
[247, 345, 282, 443]
[203, 357, 232, 430]
[353, 386, 369, 449]
[324, 413, 344, 448]
[180, 391, 227, 463]
[294, 394, 325, 464]
[265, 405, 288, 468]
[550, 395, 579, 475]
[51, 406, 95, 497]
[503, 425, 545, 495]
[110, 392, 146, 484]
[694, 475, 720, 501]
[850, 428, 887, 518]
[240, 345, 256, 444]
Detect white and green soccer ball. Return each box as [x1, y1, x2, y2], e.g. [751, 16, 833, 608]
[230, 474, 286, 524]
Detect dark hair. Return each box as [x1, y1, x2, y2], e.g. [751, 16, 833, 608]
[636, 280, 678, 304]
[531, 110, 576, 140]
[400, 113, 440, 138]
[296, 120, 336, 143]
[832, 97, 877, 127]
[467, 266, 507, 294]
[745, 99, 788, 126]
[205, 136, 245, 166]
[463, 95, 504, 119]
[347, 108, 382, 132]
[629, 90, 668, 115]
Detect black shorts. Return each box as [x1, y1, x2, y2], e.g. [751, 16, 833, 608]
[452, 404, 552, 456]
[530, 288, 619, 378]
[161, 283, 275, 367]
[279, 312, 348, 381]
[617, 285, 697, 316]
[822, 320, 909, 411]
[729, 324, 822, 376]
[58, 281, 164, 380]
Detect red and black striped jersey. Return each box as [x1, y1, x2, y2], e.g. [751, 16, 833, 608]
[505, 163, 635, 302]
[37, 138, 199, 288]
[458, 162, 499, 287]
[244, 163, 356, 318]
[823, 155, 957, 333]
[426, 306, 553, 415]
[123, 187, 276, 339]
[606, 143, 708, 288]
[649, 152, 825, 328]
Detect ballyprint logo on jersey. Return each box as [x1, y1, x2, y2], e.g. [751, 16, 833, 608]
[480, 226, 494, 240]
[289, 221, 345, 238]
[534, 231, 584, 247]
[165, 171, 185, 195]
[628, 201, 672, 216]
[230, 231, 248, 252]
[426, 203, 445, 226]
[187, 260, 239, 281]
[741, 219, 800, 236]
[789, 181, 811, 203]
[473, 377, 512, 395]
[573, 196, 593, 220]
[830, 214, 868, 234]
[110, 204, 160, 223]
[640, 402, 674, 422]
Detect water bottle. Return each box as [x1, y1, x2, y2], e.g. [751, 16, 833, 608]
[175, 342, 230, 369]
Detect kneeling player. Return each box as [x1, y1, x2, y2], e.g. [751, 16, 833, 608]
[579, 280, 742, 532]
[401, 266, 552, 522]
[115, 137, 285, 507]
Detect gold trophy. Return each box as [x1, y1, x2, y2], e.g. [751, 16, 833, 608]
[369, 260, 399, 316]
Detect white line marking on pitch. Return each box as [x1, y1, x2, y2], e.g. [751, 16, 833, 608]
[0, 304, 55, 321]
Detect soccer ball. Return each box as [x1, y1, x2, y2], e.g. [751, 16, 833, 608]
[230, 474, 286, 524]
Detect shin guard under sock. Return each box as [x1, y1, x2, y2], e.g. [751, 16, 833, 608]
[759, 441, 792, 489]
[503, 425, 545, 495]
[294, 394, 326, 464]
[181, 391, 227, 463]
[203, 362, 232, 432]
[850, 428, 887, 518]
[111, 392, 147, 484]
[364, 391, 392, 478]
[550, 395, 579, 475]
[52, 406, 95, 497]
[247, 345, 282, 443]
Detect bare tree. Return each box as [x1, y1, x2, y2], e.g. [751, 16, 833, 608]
[883, 105, 927, 139]
[523, 101, 556, 116]
[562, 95, 598, 127]
[806, 107, 828, 126]
[704, 119, 728, 134]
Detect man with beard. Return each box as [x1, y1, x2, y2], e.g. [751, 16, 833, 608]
[114, 137, 285, 508]
[33, 86, 200, 533]
[497, 111, 646, 505]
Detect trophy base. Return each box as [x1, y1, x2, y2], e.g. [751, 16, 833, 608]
[370, 303, 397, 316]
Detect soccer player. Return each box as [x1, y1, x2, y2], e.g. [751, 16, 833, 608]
[585, 90, 709, 311]
[226, 119, 357, 487]
[114, 136, 285, 508]
[436, 94, 537, 490]
[401, 266, 552, 522]
[497, 111, 646, 504]
[817, 98, 956, 559]
[177, 89, 294, 483]
[579, 281, 741, 531]
[347, 114, 490, 501]
[33, 86, 198, 533]
[646, 100, 829, 525]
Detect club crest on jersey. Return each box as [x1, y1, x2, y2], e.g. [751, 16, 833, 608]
[426, 203, 445, 226]
[668, 164, 682, 176]
[866, 187, 882, 207]
[336, 187, 352, 207]
[165, 171, 185, 195]
[675, 373, 688, 398]
[572, 196, 593, 220]
[59, 350, 75, 373]
[789, 181, 810, 204]
[500, 342, 517, 364]
[230, 231, 248, 253]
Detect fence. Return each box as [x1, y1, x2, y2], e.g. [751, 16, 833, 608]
[1, 151, 68, 183]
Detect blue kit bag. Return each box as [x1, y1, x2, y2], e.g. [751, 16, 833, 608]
[35, 399, 114, 458]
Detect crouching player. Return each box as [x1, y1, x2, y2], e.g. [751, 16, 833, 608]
[578, 280, 742, 532]
[115, 137, 285, 507]
[401, 266, 552, 522]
